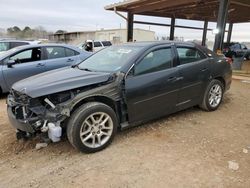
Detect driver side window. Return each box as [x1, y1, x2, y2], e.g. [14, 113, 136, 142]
[9, 48, 41, 64]
[134, 48, 173, 76]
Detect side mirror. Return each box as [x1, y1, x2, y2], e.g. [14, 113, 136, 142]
[7, 59, 16, 68]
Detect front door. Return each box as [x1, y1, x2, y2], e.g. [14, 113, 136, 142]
[125, 46, 181, 123]
[2, 47, 46, 89]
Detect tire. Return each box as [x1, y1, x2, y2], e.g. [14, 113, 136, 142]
[67, 102, 118, 153]
[200, 79, 224, 111]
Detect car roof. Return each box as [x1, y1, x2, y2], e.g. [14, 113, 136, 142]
[119, 41, 196, 48]
[0, 43, 86, 60]
[10, 43, 82, 52]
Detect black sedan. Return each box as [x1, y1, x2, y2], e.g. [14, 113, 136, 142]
[7, 41, 232, 153]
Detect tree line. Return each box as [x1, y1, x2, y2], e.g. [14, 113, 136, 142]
[6, 26, 53, 39]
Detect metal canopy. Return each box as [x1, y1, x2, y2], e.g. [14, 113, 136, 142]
[105, 0, 250, 23]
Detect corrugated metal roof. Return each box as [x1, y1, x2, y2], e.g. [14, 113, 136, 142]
[105, 0, 250, 23]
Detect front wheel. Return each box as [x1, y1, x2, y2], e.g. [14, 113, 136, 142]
[200, 79, 224, 111]
[67, 102, 118, 153]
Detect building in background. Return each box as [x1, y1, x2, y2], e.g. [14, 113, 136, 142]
[49, 28, 155, 44]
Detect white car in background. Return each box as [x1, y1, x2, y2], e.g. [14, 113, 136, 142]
[78, 40, 112, 52]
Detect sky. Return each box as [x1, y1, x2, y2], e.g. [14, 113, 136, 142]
[0, 0, 250, 42]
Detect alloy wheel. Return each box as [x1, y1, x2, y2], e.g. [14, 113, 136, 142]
[208, 84, 222, 108]
[80, 112, 113, 148]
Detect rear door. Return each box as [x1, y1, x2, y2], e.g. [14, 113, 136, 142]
[175, 45, 210, 109]
[2, 47, 46, 89]
[125, 45, 181, 123]
[43, 46, 79, 71]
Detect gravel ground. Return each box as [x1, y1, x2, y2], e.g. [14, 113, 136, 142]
[0, 80, 249, 188]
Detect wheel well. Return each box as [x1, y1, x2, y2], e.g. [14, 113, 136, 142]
[71, 96, 118, 116]
[214, 77, 225, 89]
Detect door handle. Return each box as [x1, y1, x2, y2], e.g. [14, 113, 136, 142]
[67, 58, 74, 62]
[168, 77, 177, 82]
[167, 76, 183, 82]
[36, 63, 45, 67]
[201, 68, 208, 72]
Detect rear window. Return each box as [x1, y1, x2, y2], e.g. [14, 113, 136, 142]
[177, 47, 206, 65]
[102, 41, 112, 47]
[46, 47, 66, 59]
[65, 48, 79, 57]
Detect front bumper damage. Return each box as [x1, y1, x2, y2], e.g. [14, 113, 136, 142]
[7, 73, 124, 141]
[7, 90, 70, 140]
[7, 106, 35, 133]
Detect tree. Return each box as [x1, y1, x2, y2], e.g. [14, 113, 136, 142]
[5, 26, 51, 40]
[7, 27, 14, 34]
[55, 30, 66, 34]
[23, 26, 31, 32]
[12, 26, 21, 33]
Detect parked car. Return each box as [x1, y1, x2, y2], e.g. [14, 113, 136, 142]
[0, 44, 91, 94]
[0, 40, 41, 53]
[78, 40, 112, 52]
[7, 41, 232, 153]
[223, 42, 250, 60]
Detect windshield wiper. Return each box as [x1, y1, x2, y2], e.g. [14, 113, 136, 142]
[71, 64, 79, 68]
[72, 65, 92, 72]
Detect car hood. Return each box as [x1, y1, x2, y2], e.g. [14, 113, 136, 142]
[12, 67, 112, 98]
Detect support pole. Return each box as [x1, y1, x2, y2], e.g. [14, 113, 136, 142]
[227, 23, 233, 43]
[127, 12, 134, 42]
[213, 0, 230, 52]
[202, 20, 208, 46]
[169, 17, 175, 40]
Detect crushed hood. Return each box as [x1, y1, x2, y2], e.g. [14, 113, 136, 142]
[12, 67, 112, 98]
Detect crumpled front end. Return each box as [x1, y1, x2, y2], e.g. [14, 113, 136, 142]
[7, 89, 71, 135]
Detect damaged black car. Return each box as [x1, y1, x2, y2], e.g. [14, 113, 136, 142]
[7, 41, 232, 153]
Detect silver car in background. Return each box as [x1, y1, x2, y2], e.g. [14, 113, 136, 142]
[0, 44, 91, 94]
[0, 40, 41, 53]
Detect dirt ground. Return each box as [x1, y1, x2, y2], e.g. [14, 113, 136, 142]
[0, 80, 249, 188]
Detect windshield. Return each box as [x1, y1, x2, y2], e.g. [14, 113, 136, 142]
[0, 47, 20, 59]
[78, 45, 142, 72]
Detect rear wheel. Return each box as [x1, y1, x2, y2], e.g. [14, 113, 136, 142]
[200, 79, 224, 111]
[67, 102, 118, 153]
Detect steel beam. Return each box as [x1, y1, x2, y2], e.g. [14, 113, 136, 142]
[202, 20, 208, 46]
[134, 20, 214, 31]
[213, 0, 230, 52]
[227, 23, 233, 43]
[127, 12, 134, 42]
[170, 17, 175, 40]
